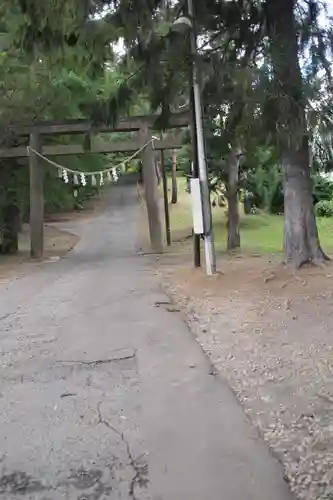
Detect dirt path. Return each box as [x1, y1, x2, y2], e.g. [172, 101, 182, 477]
[0, 187, 293, 500]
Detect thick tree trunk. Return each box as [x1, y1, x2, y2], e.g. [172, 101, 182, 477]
[266, 0, 326, 266]
[226, 147, 241, 250]
[171, 149, 178, 204]
[283, 148, 327, 266]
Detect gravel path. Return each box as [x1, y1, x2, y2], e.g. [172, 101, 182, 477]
[159, 259, 333, 500]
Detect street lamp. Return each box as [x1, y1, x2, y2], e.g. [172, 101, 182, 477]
[172, 1, 216, 276]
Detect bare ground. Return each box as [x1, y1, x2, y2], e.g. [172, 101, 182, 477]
[153, 241, 333, 500]
[0, 217, 90, 285]
[0, 193, 108, 283]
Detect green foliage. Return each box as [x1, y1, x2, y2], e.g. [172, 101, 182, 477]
[163, 147, 190, 175]
[244, 170, 333, 215]
[241, 147, 282, 212]
[268, 179, 284, 215]
[312, 174, 333, 204]
[0, 161, 29, 212]
[0, 3, 134, 236]
[315, 200, 333, 218]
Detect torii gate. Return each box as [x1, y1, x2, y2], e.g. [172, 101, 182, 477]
[0, 112, 189, 258]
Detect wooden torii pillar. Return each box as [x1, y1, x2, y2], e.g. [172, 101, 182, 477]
[29, 132, 44, 259]
[140, 127, 163, 253]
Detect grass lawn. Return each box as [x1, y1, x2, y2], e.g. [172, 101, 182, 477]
[166, 177, 333, 255]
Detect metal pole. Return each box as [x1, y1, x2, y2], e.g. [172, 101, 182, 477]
[187, 0, 216, 275]
[189, 83, 201, 268]
[160, 150, 171, 246]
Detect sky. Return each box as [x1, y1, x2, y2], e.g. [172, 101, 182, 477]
[322, 0, 333, 24]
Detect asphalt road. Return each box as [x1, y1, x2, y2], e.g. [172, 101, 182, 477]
[0, 186, 294, 500]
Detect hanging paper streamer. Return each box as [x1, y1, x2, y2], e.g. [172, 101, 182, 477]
[62, 170, 69, 184]
[27, 135, 158, 189]
[111, 168, 118, 181]
[73, 189, 78, 198]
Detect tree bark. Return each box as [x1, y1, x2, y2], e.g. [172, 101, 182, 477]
[266, 0, 327, 266]
[1, 204, 19, 254]
[155, 158, 161, 186]
[283, 145, 328, 266]
[171, 149, 178, 204]
[226, 147, 241, 250]
[139, 127, 163, 253]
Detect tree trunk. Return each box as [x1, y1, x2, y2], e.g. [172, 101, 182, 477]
[171, 149, 178, 204]
[155, 159, 161, 186]
[283, 146, 327, 266]
[0, 204, 20, 254]
[226, 147, 241, 250]
[266, 0, 327, 266]
[0, 165, 19, 255]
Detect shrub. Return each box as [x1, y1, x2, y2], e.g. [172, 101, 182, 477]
[315, 200, 333, 217]
[313, 175, 333, 204]
[268, 179, 284, 214]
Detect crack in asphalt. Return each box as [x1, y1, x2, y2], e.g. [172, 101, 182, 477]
[57, 352, 136, 368]
[0, 312, 13, 322]
[96, 403, 148, 500]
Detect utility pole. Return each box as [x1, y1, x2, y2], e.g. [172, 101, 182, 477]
[187, 0, 216, 275]
[160, 150, 171, 246]
[189, 83, 201, 268]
